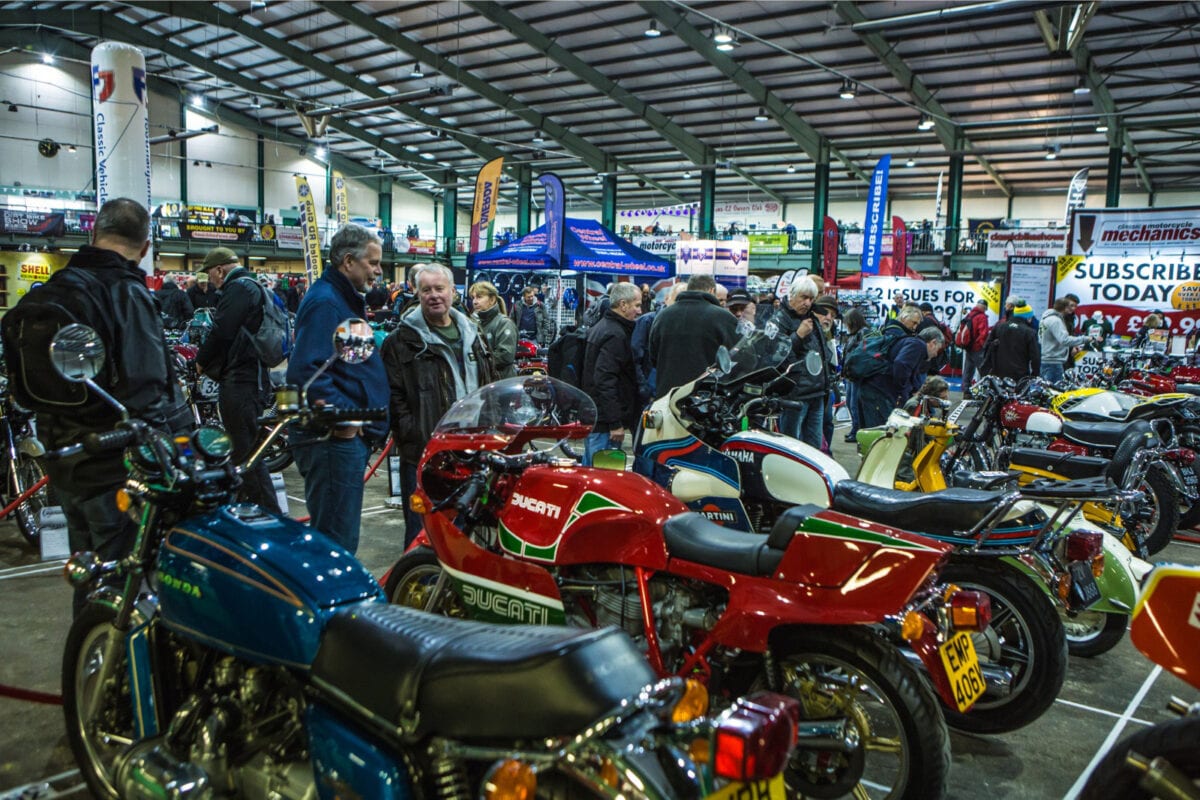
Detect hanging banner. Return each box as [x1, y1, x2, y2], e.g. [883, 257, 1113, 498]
[676, 240, 716, 276]
[985, 228, 1068, 262]
[934, 170, 944, 228]
[823, 216, 840, 284]
[892, 216, 909, 274]
[0, 210, 67, 237]
[1064, 167, 1089, 225]
[92, 41, 152, 274]
[469, 157, 504, 255]
[631, 234, 680, 256]
[861, 155, 890, 275]
[862, 277, 1000, 327]
[538, 172, 565, 268]
[1069, 206, 1200, 256]
[968, 218, 1005, 238]
[295, 175, 322, 284]
[2, 251, 69, 301]
[332, 170, 349, 228]
[713, 241, 749, 288]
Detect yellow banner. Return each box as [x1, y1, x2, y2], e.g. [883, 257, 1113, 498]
[295, 174, 323, 284]
[470, 156, 504, 255]
[332, 170, 349, 228]
[1, 251, 69, 310]
[977, 279, 1003, 314]
[1057, 254, 1084, 283]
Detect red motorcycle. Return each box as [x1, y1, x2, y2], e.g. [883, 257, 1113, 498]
[514, 338, 547, 375]
[384, 376, 994, 800]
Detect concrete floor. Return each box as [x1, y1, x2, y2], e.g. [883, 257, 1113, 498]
[1, 425, 1197, 799]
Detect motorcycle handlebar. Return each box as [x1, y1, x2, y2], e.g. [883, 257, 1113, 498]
[82, 428, 139, 455]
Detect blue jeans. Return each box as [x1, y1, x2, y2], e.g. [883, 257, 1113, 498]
[780, 398, 824, 449]
[584, 431, 622, 466]
[292, 430, 369, 554]
[398, 459, 422, 549]
[846, 381, 862, 434]
[1040, 362, 1066, 384]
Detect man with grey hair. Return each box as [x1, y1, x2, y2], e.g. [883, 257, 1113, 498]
[286, 223, 389, 553]
[581, 281, 642, 463]
[769, 275, 830, 448]
[860, 325, 945, 428]
[649, 273, 737, 398]
[383, 261, 495, 545]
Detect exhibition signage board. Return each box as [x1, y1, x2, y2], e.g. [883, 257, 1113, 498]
[892, 216, 909, 273]
[1056, 207, 1200, 336]
[746, 233, 789, 254]
[861, 155, 891, 275]
[676, 240, 716, 276]
[713, 241, 749, 288]
[862, 276, 1002, 327]
[0, 210, 66, 237]
[713, 199, 783, 227]
[539, 173, 566, 268]
[406, 238, 438, 256]
[1006, 256, 1056, 322]
[2, 251, 69, 302]
[294, 175, 323, 284]
[469, 157, 504, 255]
[1064, 168, 1089, 225]
[986, 229, 1068, 262]
[631, 234, 679, 257]
[822, 216, 839, 284]
[332, 171, 349, 228]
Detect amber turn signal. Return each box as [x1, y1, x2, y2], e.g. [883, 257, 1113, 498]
[482, 759, 536, 800]
[900, 610, 925, 641]
[409, 493, 430, 514]
[672, 678, 709, 723]
[115, 489, 132, 513]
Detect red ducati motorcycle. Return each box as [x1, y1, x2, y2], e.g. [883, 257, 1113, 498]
[384, 376, 993, 800]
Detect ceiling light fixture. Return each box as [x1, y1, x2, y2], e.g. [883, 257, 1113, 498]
[410, 62, 425, 79]
[906, 157, 916, 167]
[593, 175, 601, 184]
[839, 78, 856, 100]
[313, 146, 325, 160]
[682, 170, 692, 179]
[532, 129, 545, 143]
[715, 33, 737, 51]
[1074, 76, 1090, 95]
[917, 113, 935, 130]
[6, 102, 16, 113]
[250, 96, 261, 108]
[67, 144, 76, 153]
[1045, 144, 1059, 160]
[190, 94, 205, 109]
[644, 19, 661, 38]
[420, 152, 435, 160]
[786, 165, 795, 174]
[1095, 118, 1109, 133]
[713, 26, 733, 44]
[754, 106, 769, 122]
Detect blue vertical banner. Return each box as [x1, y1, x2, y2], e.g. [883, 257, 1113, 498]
[861, 155, 891, 275]
[539, 173, 566, 268]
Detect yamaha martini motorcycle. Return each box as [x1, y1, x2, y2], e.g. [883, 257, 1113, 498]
[53, 321, 778, 800]
[386, 375, 998, 800]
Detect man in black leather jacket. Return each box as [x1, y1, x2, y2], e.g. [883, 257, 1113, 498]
[196, 246, 280, 512]
[648, 274, 737, 399]
[769, 276, 831, 449]
[30, 199, 191, 613]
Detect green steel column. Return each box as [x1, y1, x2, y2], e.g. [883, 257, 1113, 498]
[602, 174, 618, 231]
[378, 176, 392, 228]
[256, 134, 265, 218]
[811, 144, 830, 276]
[442, 171, 458, 259]
[516, 167, 532, 235]
[946, 153, 965, 255]
[699, 170, 715, 239]
[1106, 145, 1123, 207]
[179, 103, 188, 205]
[324, 162, 333, 220]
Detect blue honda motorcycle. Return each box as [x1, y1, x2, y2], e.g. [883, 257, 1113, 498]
[53, 320, 798, 800]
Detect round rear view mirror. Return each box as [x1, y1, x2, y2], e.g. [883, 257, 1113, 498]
[333, 317, 375, 364]
[50, 324, 106, 382]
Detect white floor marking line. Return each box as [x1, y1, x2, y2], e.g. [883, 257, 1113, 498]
[287, 494, 307, 504]
[1063, 664, 1163, 799]
[1054, 697, 1153, 726]
[0, 560, 68, 580]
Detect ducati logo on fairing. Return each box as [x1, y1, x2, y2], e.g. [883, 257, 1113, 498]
[462, 583, 552, 624]
[511, 492, 562, 519]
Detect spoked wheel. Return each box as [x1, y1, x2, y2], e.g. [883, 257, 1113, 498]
[10, 452, 49, 547]
[767, 627, 950, 800]
[62, 603, 134, 800]
[1061, 609, 1127, 658]
[1123, 465, 1179, 556]
[938, 560, 1067, 734]
[1080, 716, 1200, 800]
[259, 426, 293, 473]
[384, 547, 465, 617]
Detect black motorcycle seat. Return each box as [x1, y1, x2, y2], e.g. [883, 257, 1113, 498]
[1060, 418, 1135, 449]
[662, 511, 786, 576]
[1008, 447, 1109, 480]
[311, 603, 654, 742]
[831, 480, 1004, 536]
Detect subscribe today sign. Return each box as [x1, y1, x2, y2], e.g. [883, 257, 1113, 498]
[1055, 253, 1200, 336]
[861, 277, 1001, 326]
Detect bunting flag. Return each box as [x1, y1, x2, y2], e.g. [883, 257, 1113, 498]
[892, 215, 909, 274]
[861, 155, 891, 275]
[822, 215, 840, 284]
[1064, 167, 1089, 225]
[332, 170, 349, 227]
[539, 172, 566, 267]
[469, 157, 504, 255]
[295, 174, 322, 284]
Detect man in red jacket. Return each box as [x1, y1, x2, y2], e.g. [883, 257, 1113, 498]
[958, 300, 991, 397]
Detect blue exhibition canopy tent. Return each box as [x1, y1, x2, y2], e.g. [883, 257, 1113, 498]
[468, 218, 672, 279]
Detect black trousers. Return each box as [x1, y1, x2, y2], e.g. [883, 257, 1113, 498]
[219, 380, 281, 513]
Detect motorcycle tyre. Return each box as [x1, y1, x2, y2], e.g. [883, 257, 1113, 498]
[62, 602, 134, 800]
[1178, 499, 1200, 530]
[384, 546, 463, 617]
[770, 627, 950, 800]
[11, 452, 47, 547]
[1128, 464, 1178, 556]
[259, 428, 293, 474]
[938, 560, 1067, 735]
[1079, 715, 1200, 800]
[1061, 610, 1127, 658]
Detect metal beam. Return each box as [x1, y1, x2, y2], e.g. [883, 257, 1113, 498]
[641, 1, 869, 185]
[835, 1, 1013, 197]
[321, 1, 686, 205]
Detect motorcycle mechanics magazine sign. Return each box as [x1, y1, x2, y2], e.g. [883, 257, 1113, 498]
[1057, 207, 1200, 336]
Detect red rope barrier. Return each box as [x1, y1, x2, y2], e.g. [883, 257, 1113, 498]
[0, 475, 49, 520]
[0, 682, 62, 705]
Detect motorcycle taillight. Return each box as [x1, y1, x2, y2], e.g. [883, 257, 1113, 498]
[713, 693, 799, 783]
[948, 589, 992, 632]
[1066, 530, 1104, 563]
[1162, 448, 1196, 465]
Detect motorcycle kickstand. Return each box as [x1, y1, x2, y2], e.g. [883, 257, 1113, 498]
[424, 569, 450, 613]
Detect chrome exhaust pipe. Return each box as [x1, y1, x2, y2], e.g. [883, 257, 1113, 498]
[796, 719, 860, 753]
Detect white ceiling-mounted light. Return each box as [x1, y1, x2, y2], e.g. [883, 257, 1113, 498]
[1045, 144, 1059, 160]
[532, 129, 545, 143]
[713, 26, 733, 44]
[786, 164, 795, 173]
[839, 79, 856, 100]
[593, 175, 601, 184]
[754, 106, 769, 122]
[313, 146, 325, 160]
[682, 170, 692, 179]
[906, 157, 916, 167]
[191, 94, 205, 109]
[250, 96, 261, 108]
[917, 113, 935, 131]
[410, 62, 425, 79]
[644, 19, 662, 38]
[716, 33, 737, 51]
[1095, 118, 1109, 133]
[1074, 76, 1090, 95]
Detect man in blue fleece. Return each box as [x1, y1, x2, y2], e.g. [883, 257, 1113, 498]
[286, 223, 389, 553]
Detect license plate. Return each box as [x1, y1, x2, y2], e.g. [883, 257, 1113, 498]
[1069, 561, 1102, 609]
[938, 631, 985, 713]
[706, 774, 786, 800]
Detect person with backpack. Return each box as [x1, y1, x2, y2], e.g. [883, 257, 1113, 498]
[840, 307, 870, 442]
[155, 276, 194, 330]
[956, 300, 991, 398]
[855, 305, 937, 428]
[915, 303, 954, 375]
[981, 302, 1040, 381]
[287, 223, 389, 553]
[0, 198, 192, 615]
[196, 246, 281, 513]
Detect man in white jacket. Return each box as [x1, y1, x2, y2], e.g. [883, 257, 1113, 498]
[1039, 297, 1090, 384]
